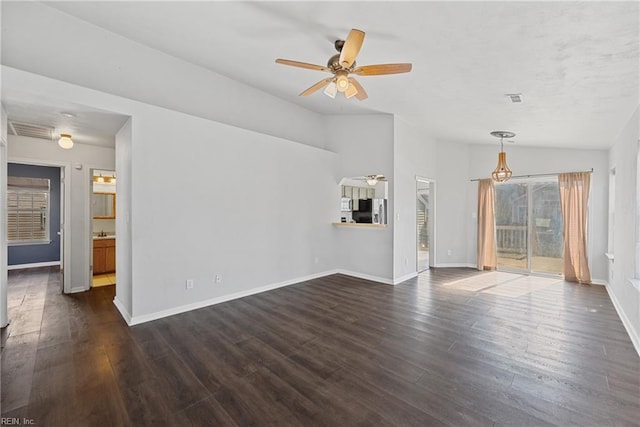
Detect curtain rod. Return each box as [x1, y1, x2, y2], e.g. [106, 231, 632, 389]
[469, 168, 593, 182]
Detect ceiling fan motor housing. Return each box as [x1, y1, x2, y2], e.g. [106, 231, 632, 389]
[327, 53, 355, 71]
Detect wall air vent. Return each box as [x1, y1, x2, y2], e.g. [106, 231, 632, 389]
[506, 93, 524, 103]
[8, 121, 54, 140]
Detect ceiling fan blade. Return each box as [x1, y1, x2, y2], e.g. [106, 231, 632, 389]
[339, 29, 365, 68]
[353, 63, 412, 76]
[348, 77, 368, 100]
[299, 78, 334, 96]
[275, 59, 331, 73]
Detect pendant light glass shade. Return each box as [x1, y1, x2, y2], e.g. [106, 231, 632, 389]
[58, 133, 73, 149]
[323, 81, 337, 98]
[489, 131, 515, 183]
[345, 82, 359, 99]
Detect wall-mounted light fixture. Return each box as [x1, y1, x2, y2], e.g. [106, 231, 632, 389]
[93, 173, 116, 183]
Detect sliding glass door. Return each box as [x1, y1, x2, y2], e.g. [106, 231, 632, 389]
[495, 179, 563, 275]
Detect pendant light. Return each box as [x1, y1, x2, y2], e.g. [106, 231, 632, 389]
[490, 131, 515, 182]
[58, 133, 73, 149]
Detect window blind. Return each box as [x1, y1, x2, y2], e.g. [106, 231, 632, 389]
[7, 177, 50, 243]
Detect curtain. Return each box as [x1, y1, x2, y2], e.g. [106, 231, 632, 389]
[558, 172, 592, 284]
[477, 179, 497, 271]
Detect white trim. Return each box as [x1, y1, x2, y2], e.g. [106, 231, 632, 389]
[113, 296, 132, 325]
[336, 269, 394, 285]
[605, 283, 640, 357]
[629, 278, 640, 292]
[393, 271, 418, 285]
[590, 279, 607, 286]
[7, 261, 60, 270]
[435, 263, 477, 268]
[125, 270, 340, 325]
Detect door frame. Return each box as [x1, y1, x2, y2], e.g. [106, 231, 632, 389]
[416, 176, 436, 271]
[1, 136, 7, 327]
[5, 157, 72, 293]
[86, 166, 117, 288]
[495, 176, 563, 277]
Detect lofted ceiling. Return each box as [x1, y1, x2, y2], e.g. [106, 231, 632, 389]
[4, 1, 639, 149]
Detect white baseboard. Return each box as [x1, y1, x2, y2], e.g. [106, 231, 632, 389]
[590, 279, 607, 286]
[113, 296, 132, 326]
[127, 270, 339, 326]
[605, 283, 640, 358]
[335, 269, 394, 285]
[434, 263, 477, 269]
[393, 272, 419, 285]
[8, 261, 60, 270]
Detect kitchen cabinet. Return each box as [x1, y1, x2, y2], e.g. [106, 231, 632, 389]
[93, 238, 115, 274]
[342, 185, 375, 200]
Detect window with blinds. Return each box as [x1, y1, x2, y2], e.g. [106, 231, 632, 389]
[7, 176, 51, 244]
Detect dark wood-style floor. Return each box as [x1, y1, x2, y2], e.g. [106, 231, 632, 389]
[1, 267, 639, 426]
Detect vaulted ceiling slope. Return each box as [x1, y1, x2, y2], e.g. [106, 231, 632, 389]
[3, 1, 639, 149]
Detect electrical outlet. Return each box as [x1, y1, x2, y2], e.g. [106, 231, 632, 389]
[405, 258, 408, 266]
[186, 279, 194, 290]
[447, 249, 453, 256]
[314, 257, 319, 264]
[215, 274, 222, 284]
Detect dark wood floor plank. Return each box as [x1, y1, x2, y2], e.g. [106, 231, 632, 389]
[2, 266, 638, 426]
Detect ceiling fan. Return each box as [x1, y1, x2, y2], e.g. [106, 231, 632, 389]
[352, 174, 388, 185]
[275, 29, 412, 101]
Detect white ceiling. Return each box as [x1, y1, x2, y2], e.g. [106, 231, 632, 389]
[2, 91, 129, 147]
[7, 1, 640, 149]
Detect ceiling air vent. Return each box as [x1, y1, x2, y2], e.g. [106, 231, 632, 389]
[506, 93, 524, 103]
[8, 121, 54, 140]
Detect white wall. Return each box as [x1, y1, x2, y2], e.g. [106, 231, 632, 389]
[435, 140, 475, 267]
[7, 135, 116, 292]
[325, 114, 395, 282]
[1, 104, 8, 327]
[128, 109, 338, 320]
[608, 106, 639, 351]
[1, 1, 327, 150]
[465, 143, 609, 282]
[393, 117, 437, 281]
[115, 118, 133, 320]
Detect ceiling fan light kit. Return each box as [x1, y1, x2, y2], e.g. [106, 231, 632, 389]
[365, 174, 387, 186]
[490, 131, 515, 183]
[276, 28, 412, 101]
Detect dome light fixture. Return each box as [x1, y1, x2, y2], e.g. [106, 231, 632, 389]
[490, 131, 515, 183]
[58, 133, 73, 149]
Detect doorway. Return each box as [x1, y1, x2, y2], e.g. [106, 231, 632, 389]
[416, 178, 435, 272]
[494, 178, 563, 275]
[90, 169, 116, 288]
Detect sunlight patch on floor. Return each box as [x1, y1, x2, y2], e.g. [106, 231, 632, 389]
[443, 272, 561, 297]
[442, 271, 521, 292]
